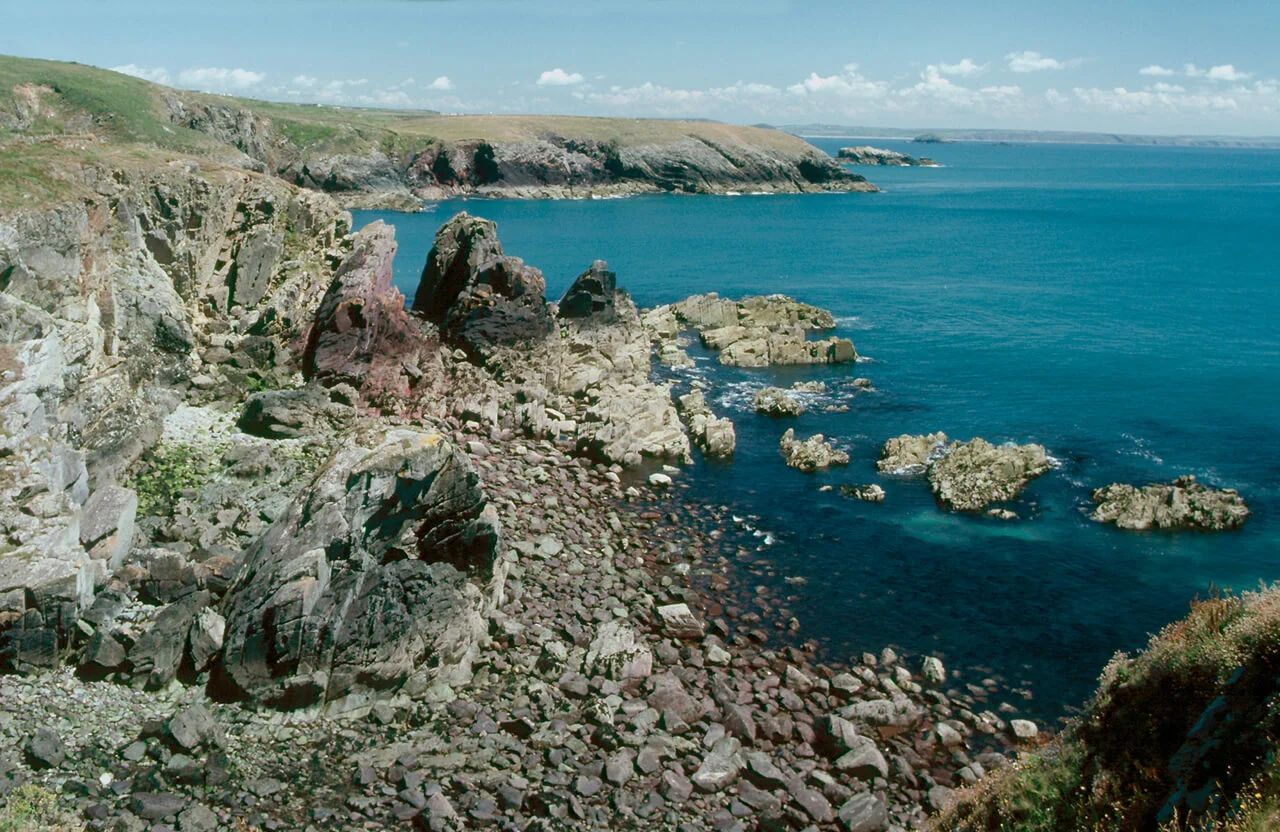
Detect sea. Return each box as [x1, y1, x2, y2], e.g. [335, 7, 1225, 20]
[354, 138, 1280, 720]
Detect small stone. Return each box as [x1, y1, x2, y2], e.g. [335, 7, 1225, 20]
[131, 792, 187, 822]
[1010, 719, 1039, 740]
[921, 656, 947, 686]
[661, 770, 693, 803]
[177, 803, 219, 832]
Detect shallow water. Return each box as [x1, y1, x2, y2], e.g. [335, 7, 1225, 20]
[355, 139, 1280, 719]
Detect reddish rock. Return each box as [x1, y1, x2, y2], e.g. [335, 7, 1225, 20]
[303, 221, 433, 409]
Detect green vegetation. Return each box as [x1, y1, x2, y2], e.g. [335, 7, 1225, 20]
[132, 442, 218, 514]
[932, 585, 1280, 832]
[0, 784, 81, 832]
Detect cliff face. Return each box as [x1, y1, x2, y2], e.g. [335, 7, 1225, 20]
[0, 163, 351, 672]
[166, 97, 874, 203]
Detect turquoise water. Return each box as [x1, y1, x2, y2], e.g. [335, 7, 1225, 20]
[355, 139, 1280, 718]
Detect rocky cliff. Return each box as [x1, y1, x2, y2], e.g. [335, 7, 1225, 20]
[0, 54, 876, 210]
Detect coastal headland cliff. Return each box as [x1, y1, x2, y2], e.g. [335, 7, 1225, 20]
[0, 55, 874, 211]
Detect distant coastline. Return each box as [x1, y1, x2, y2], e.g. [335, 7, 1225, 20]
[782, 124, 1280, 149]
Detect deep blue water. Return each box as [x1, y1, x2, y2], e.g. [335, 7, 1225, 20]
[355, 139, 1280, 719]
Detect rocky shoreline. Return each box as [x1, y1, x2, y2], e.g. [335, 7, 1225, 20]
[0, 158, 1045, 831]
[0, 135, 1254, 832]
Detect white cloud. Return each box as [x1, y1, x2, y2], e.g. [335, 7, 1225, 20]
[938, 58, 988, 77]
[292, 75, 318, 87]
[785, 64, 889, 100]
[537, 68, 585, 87]
[111, 64, 170, 85]
[1006, 51, 1082, 73]
[1139, 65, 1175, 77]
[1207, 64, 1252, 82]
[427, 76, 454, 91]
[1184, 63, 1205, 78]
[177, 67, 266, 90]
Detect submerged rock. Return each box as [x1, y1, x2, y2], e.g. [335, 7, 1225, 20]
[779, 429, 850, 472]
[840, 484, 886, 503]
[1090, 475, 1250, 531]
[218, 428, 502, 711]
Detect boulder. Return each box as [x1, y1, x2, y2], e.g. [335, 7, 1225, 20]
[752, 387, 805, 417]
[218, 428, 502, 710]
[927, 438, 1051, 511]
[302, 221, 432, 408]
[558, 260, 617, 319]
[237, 385, 334, 439]
[1090, 475, 1250, 531]
[585, 619, 652, 682]
[412, 212, 552, 357]
[779, 429, 850, 472]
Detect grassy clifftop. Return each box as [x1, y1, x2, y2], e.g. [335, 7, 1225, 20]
[1, 54, 864, 209]
[933, 585, 1280, 832]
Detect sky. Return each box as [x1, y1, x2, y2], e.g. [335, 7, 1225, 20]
[5, 0, 1280, 136]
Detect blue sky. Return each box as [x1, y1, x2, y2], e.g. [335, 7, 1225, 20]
[5, 0, 1280, 135]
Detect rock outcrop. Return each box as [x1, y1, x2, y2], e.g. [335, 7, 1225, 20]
[1090, 475, 1250, 531]
[668, 293, 856, 367]
[559, 260, 617, 319]
[218, 428, 502, 711]
[753, 387, 806, 417]
[302, 220, 436, 409]
[780, 429, 850, 472]
[413, 213, 553, 358]
[838, 147, 938, 167]
[677, 388, 736, 458]
[878, 433, 1051, 511]
[927, 439, 1051, 512]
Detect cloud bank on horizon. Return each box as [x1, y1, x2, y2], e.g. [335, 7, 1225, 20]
[108, 53, 1280, 136]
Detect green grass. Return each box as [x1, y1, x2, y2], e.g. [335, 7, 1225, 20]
[0, 784, 81, 832]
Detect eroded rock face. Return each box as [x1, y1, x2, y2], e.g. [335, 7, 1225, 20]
[303, 221, 435, 409]
[218, 428, 503, 711]
[779, 429, 849, 472]
[1091, 475, 1250, 531]
[837, 146, 938, 167]
[412, 213, 552, 357]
